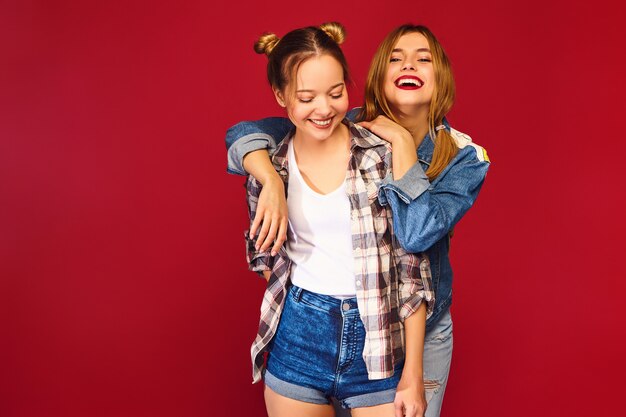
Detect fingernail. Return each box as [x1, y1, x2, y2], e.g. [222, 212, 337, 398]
[271, 251, 276, 256]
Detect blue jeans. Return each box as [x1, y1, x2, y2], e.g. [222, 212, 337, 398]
[334, 308, 453, 416]
[264, 285, 404, 409]
[422, 307, 453, 417]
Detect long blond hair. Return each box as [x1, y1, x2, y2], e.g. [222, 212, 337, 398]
[359, 25, 457, 180]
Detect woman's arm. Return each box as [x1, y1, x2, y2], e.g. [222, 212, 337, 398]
[394, 246, 431, 417]
[225, 117, 293, 175]
[391, 205, 433, 416]
[358, 116, 418, 180]
[358, 117, 490, 252]
[395, 303, 427, 417]
[243, 150, 288, 256]
[225, 117, 293, 254]
[227, 112, 363, 252]
[380, 144, 490, 253]
[225, 112, 361, 174]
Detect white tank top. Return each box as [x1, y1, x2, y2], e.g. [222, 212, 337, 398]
[286, 141, 356, 297]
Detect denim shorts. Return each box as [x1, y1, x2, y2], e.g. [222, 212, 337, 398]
[264, 285, 403, 409]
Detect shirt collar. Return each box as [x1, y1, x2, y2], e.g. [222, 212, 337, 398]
[347, 119, 388, 150]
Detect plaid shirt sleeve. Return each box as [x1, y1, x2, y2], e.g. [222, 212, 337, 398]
[395, 245, 435, 321]
[244, 170, 293, 384]
[245, 176, 274, 276]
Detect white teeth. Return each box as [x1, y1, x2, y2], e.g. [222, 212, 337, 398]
[398, 79, 422, 87]
[310, 119, 331, 126]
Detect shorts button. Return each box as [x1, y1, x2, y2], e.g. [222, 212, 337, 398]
[342, 302, 350, 311]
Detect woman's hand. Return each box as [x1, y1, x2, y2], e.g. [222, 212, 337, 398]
[250, 176, 288, 256]
[358, 116, 413, 146]
[394, 374, 426, 417]
[359, 116, 418, 180]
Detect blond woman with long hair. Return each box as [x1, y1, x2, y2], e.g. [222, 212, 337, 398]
[227, 24, 490, 417]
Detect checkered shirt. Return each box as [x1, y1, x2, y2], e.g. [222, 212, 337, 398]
[244, 120, 434, 383]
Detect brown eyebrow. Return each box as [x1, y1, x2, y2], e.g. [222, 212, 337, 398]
[392, 48, 431, 53]
[296, 83, 345, 93]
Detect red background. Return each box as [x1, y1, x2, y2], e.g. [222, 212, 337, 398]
[2, 1, 625, 416]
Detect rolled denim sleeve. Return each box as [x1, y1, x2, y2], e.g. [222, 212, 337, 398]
[380, 145, 490, 253]
[225, 118, 293, 175]
[378, 162, 430, 204]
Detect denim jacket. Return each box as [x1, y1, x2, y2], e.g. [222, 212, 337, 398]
[225, 109, 490, 329]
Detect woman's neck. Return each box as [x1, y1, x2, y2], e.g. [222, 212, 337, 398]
[291, 122, 351, 195]
[293, 122, 350, 159]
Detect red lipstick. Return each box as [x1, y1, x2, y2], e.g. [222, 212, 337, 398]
[394, 75, 424, 90]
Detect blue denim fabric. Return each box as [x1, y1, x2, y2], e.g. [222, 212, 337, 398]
[265, 285, 402, 409]
[377, 131, 489, 324]
[422, 307, 453, 417]
[224, 111, 489, 330]
[225, 117, 293, 175]
[225, 109, 359, 175]
[334, 307, 453, 417]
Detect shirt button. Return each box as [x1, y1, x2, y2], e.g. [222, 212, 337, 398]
[342, 302, 350, 311]
[356, 280, 362, 287]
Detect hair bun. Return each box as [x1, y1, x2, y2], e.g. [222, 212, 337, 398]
[254, 33, 280, 55]
[319, 22, 345, 45]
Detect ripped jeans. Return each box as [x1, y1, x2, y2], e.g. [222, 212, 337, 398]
[334, 307, 453, 417]
[422, 307, 453, 417]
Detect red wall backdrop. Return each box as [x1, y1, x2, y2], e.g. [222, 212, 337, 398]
[2, 1, 625, 416]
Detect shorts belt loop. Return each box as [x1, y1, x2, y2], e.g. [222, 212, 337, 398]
[292, 285, 304, 302]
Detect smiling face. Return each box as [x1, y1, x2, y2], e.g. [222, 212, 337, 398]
[383, 32, 435, 114]
[276, 54, 349, 142]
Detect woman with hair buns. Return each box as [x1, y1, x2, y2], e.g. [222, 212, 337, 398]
[243, 22, 433, 417]
[227, 24, 490, 417]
